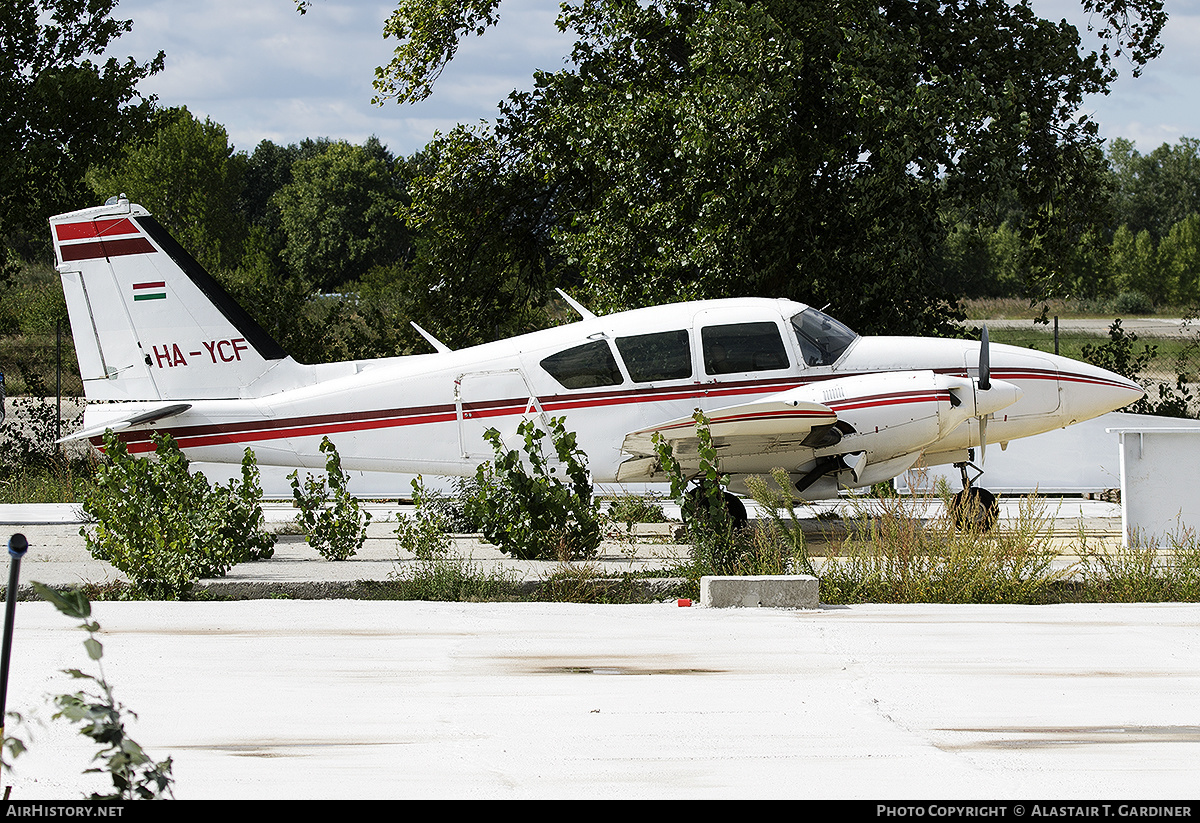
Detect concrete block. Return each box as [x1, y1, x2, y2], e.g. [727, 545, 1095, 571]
[700, 575, 819, 609]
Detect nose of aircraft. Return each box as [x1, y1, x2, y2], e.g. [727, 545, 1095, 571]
[1056, 358, 1145, 423]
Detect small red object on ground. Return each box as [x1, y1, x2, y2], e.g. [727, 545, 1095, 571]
[677, 598, 692, 607]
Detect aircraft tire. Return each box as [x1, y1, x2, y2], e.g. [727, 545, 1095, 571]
[950, 487, 999, 532]
[724, 492, 749, 530]
[685, 487, 749, 530]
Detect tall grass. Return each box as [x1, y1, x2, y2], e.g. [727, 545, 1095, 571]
[0, 460, 95, 504]
[740, 476, 1073, 604]
[814, 491, 1067, 604]
[387, 556, 522, 601]
[1076, 526, 1200, 602]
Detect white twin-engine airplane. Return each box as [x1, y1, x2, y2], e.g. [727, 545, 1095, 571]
[51, 197, 1143, 525]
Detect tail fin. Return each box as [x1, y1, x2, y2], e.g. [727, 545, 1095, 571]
[50, 197, 301, 402]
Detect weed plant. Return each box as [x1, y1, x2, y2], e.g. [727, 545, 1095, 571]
[289, 437, 372, 560]
[466, 417, 601, 561]
[1076, 526, 1200, 601]
[604, 491, 667, 525]
[387, 556, 521, 601]
[0, 458, 96, 504]
[394, 476, 454, 560]
[652, 410, 740, 573]
[816, 489, 1067, 604]
[535, 563, 662, 603]
[744, 470, 813, 575]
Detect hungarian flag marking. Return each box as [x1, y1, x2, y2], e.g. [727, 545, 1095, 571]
[133, 281, 166, 301]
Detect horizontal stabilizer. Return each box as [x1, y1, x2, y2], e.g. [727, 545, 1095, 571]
[59, 403, 192, 443]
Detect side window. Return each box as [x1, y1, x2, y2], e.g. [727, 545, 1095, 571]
[540, 340, 623, 389]
[616, 330, 692, 382]
[701, 322, 790, 375]
[790, 308, 858, 366]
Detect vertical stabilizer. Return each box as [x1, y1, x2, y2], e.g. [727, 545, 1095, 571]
[50, 198, 301, 402]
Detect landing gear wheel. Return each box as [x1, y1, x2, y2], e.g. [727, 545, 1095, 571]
[950, 487, 999, 532]
[685, 488, 749, 530]
[724, 492, 748, 531]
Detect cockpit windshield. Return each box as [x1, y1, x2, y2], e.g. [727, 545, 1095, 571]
[790, 308, 858, 366]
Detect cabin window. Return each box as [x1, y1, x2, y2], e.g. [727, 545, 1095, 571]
[790, 308, 858, 366]
[616, 330, 692, 382]
[540, 340, 623, 389]
[701, 322, 790, 374]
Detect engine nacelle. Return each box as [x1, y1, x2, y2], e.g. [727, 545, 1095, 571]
[772, 369, 1021, 486]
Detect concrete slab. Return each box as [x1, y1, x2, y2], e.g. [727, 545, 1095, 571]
[2, 600, 1198, 799]
[700, 575, 819, 608]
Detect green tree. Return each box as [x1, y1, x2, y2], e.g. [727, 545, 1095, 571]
[88, 107, 249, 272]
[399, 126, 562, 347]
[1157, 214, 1200, 304]
[1109, 224, 1160, 301]
[363, 0, 1166, 337]
[1108, 137, 1200, 240]
[0, 0, 163, 258]
[274, 140, 411, 291]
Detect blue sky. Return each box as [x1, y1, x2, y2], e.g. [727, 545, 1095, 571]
[107, 0, 1200, 158]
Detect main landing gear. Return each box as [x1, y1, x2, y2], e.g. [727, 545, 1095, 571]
[686, 485, 749, 530]
[949, 457, 999, 532]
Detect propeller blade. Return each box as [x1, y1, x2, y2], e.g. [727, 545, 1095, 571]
[979, 412, 987, 465]
[978, 325, 991, 392]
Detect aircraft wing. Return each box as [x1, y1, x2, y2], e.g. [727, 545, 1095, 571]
[618, 396, 836, 481]
[58, 403, 192, 444]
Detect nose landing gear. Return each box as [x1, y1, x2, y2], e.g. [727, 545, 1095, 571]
[950, 457, 999, 531]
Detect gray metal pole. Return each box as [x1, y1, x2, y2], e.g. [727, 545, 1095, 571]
[0, 533, 27, 788]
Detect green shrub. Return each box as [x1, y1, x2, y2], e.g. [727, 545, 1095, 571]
[82, 432, 274, 600]
[394, 476, 453, 560]
[289, 436, 372, 560]
[1108, 290, 1155, 315]
[465, 416, 601, 561]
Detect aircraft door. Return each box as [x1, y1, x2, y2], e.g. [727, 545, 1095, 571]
[455, 369, 547, 459]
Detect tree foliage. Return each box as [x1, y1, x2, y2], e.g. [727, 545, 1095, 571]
[371, 0, 1166, 337]
[1108, 137, 1200, 241]
[0, 0, 163, 257]
[274, 140, 412, 291]
[88, 107, 249, 272]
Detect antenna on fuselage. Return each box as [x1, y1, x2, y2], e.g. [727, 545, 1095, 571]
[555, 289, 598, 321]
[410, 321, 453, 353]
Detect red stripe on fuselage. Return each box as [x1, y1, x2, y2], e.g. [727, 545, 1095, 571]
[99, 377, 974, 455]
